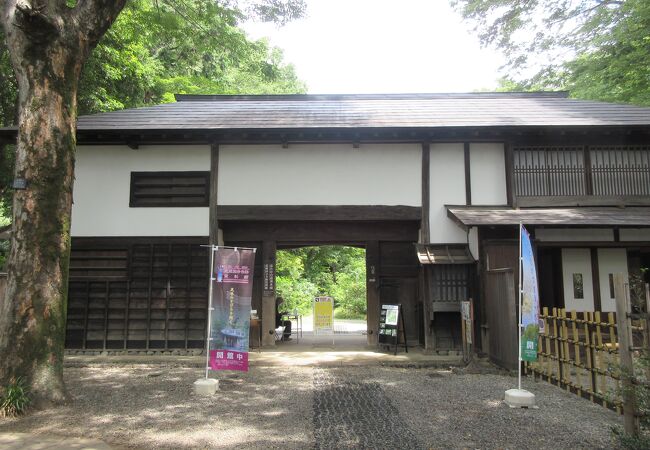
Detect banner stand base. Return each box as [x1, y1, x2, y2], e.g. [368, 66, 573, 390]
[194, 378, 219, 395]
[504, 388, 536, 408]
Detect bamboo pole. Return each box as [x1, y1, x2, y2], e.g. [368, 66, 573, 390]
[553, 307, 562, 384]
[608, 312, 620, 414]
[571, 310, 582, 396]
[614, 273, 638, 437]
[585, 311, 595, 401]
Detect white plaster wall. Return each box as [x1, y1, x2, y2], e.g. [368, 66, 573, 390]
[470, 143, 507, 205]
[72, 145, 210, 237]
[536, 228, 614, 242]
[218, 144, 421, 206]
[620, 228, 650, 242]
[429, 143, 466, 244]
[597, 248, 629, 313]
[561, 248, 595, 311]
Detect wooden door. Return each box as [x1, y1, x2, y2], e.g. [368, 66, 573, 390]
[485, 269, 518, 370]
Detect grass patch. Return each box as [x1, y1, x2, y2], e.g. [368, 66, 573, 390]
[0, 377, 30, 417]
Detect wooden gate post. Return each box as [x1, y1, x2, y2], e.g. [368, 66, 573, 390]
[614, 273, 639, 437]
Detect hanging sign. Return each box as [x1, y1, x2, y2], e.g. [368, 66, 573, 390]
[313, 296, 334, 334]
[461, 301, 472, 345]
[208, 247, 256, 372]
[520, 225, 540, 362]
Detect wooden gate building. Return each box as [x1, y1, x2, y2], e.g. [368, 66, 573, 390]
[2, 92, 649, 362]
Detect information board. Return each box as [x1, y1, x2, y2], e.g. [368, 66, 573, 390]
[379, 304, 399, 344]
[313, 296, 334, 335]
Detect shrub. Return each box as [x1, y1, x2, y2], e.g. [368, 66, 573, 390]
[0, 377, 30, 417]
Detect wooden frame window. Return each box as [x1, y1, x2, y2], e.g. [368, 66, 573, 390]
[130, 171, 210, 207]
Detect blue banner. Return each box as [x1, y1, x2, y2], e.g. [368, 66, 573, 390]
[520, 225, 540, 362]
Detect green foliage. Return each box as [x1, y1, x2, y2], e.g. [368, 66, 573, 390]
[454, 0, 650, 106]
[0, 377, 30, 417]
[78, 0, 306, 115]
[276, 246, 366, 318]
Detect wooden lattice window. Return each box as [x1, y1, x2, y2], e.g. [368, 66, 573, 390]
[512, 146, 586, 197]
[130, 171, 210, 207]
[590, 145, 650, 196]
[431, 264, 471, 303]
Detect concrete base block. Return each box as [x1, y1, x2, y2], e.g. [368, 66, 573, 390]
[504, 388, 536, 408]
[194, 378, 219, 395]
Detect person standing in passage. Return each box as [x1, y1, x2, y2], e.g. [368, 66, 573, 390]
[275, 296, 292, 341]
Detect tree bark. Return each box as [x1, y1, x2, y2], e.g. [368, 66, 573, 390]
[0, 0, 126, 408]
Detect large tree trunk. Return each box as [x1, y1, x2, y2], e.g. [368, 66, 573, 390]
[0, 0, 126, 408]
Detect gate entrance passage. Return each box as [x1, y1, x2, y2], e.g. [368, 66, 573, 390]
[219, 215, 421, 349]
[274, 245, 367, 349]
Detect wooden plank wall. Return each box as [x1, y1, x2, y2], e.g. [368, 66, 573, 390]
[66, 238, 209, 350]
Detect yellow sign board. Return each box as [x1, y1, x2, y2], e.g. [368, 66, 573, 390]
[313, 296, 334, 333]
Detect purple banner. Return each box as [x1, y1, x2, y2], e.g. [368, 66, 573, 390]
[209, 247, 256, 372]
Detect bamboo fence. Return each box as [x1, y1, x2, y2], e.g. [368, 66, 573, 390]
[524, 307, 632, 412]
[525, 279, 649, 438]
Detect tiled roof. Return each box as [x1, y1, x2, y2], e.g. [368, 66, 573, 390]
[69, 92, 650, 131]
[447, 206, 650, 227]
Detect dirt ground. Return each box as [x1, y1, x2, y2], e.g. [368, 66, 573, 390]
[0, 362, 623, 449]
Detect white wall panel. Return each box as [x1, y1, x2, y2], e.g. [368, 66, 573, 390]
[218, 144, 421, 206]
[470, 143, 507, 205]
[597, 248, 629, 313]
[429, 143, 466, 244]
[561, 248, 594, 311]
[72, 145, 210, 237]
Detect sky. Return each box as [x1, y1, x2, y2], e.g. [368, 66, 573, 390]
[242, 0, 505, 94]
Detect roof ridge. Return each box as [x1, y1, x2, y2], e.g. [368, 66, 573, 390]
[174, 92, 570, 102]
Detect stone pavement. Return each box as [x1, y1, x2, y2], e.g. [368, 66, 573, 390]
[313, 367, 422, 449]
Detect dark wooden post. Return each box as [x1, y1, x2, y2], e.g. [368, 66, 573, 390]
[464, 142, 472, 205]
[421, 143, 433, 350]
[209, 143, 219, 245]
[261, 240, 277, 347]
[366, 240, 380, 346]
[614, 273, 639, 437]
[590, 248, 602, 311]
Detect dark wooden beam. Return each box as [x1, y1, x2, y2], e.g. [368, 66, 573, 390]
[261, 240, 277, 347]
[464, 142, 472, 205]
[209, 143, 219, 245]
[504, 143, 514, 207]
[421, 143, 430, 244]
[217, 205, 421, 222]
[591, 248, 602, 311]
[366, 240, 380, 346]
[221, 220, 419, 243]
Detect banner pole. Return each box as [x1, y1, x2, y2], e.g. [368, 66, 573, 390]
[518, 222, 523, 391]
[205, 245, 216, 380]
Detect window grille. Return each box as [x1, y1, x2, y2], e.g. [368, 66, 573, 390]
[512, 146, 586, 197]
[130, 171, 210, 207]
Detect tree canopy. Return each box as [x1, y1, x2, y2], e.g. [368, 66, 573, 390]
[78, 0, 306, 115]
[277, 246, 367, 320]
[452, 0, 650, 105]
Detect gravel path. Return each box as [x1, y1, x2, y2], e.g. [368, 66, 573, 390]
[0, 363, 622, 449]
